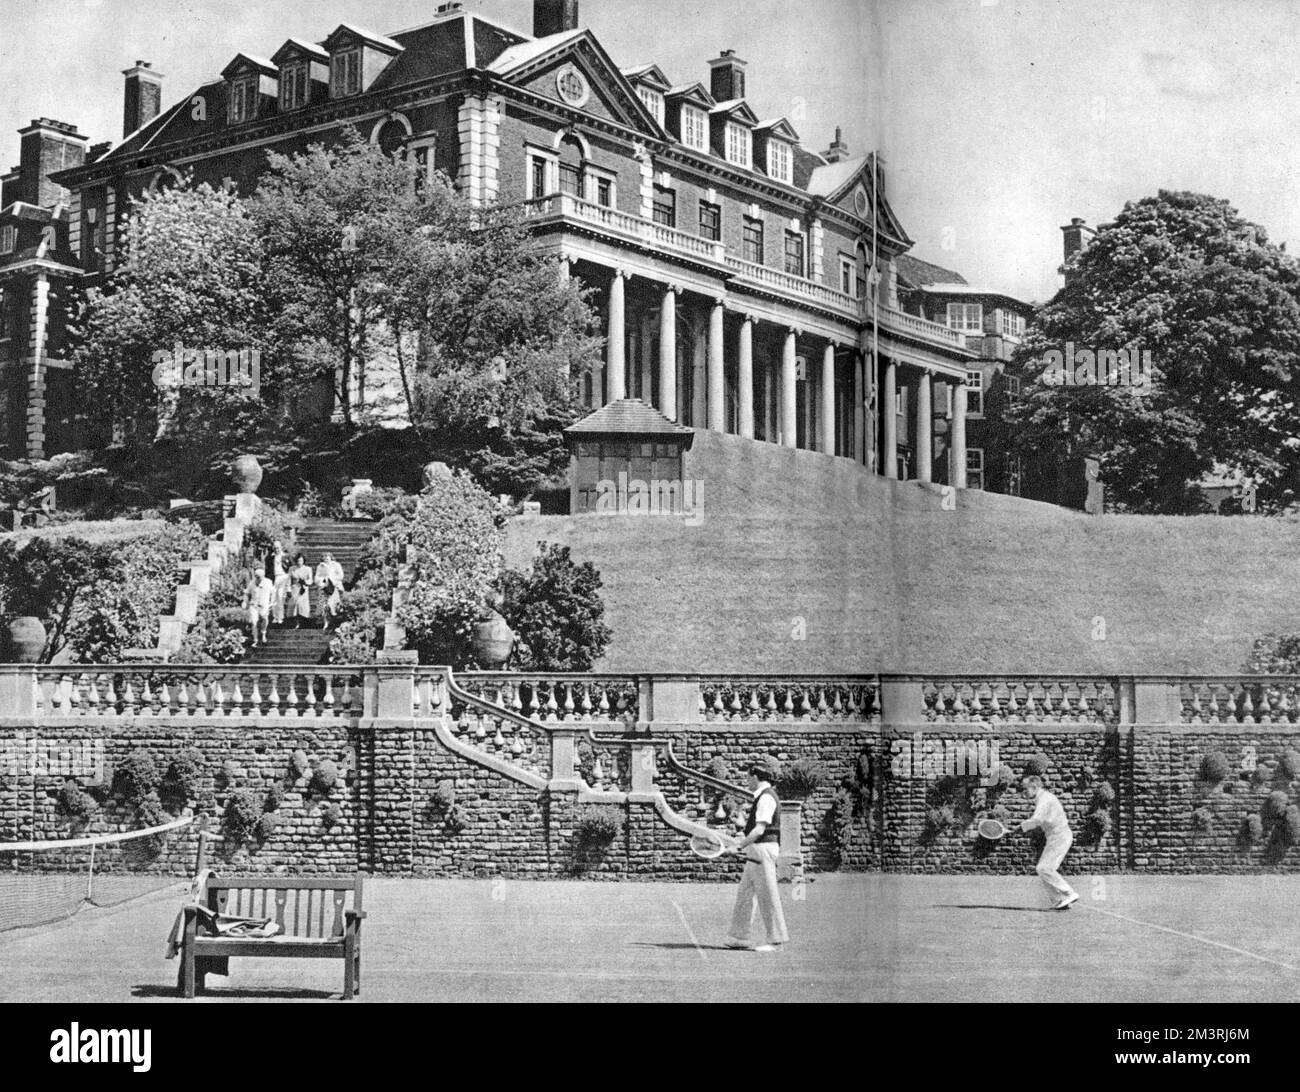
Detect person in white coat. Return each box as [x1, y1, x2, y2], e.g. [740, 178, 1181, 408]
[1019, 774, 1079, 909]
[314, 552, 345, 630]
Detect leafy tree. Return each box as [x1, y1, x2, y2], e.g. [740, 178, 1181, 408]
[500, 542, 612, 670]
[1006, 190, 1300, 512]
[0, 536, 112, 661]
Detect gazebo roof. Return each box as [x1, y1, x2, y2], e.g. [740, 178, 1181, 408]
[564, 399, 695, 447]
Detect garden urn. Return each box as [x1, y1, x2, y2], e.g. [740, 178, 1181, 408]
[472, 609, 515, 668]
[231, 455, 263, 494]
[7, 615, 46, 662]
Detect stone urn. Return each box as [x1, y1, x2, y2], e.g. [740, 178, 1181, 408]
[7, 615, 47, 662]
[422, 461, 453, 487]
[231, 455, 263, 494]
[472, 609, 515, 669]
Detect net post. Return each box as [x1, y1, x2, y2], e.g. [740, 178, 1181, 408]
[195, 818, 209, 876]
[86, 840, 95, 903]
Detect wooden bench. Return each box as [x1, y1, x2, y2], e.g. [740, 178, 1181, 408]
[178, 875, 365, 999]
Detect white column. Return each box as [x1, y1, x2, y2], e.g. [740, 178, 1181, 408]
[781, 328, 798, 448]
[691, 323, 707, 428]
[883, 359, 897, 479]
[952, 380, 968, 489]
[606, 269, 626, 403]
[660, 284, 678, 420]
[738, 315, 754, 439]
[558, 258, 572, 380]
[819, 343, 835, 455]
[707, 299, 725, 431]
[853, 351, 865, 464]
[916, 369, 933, 484]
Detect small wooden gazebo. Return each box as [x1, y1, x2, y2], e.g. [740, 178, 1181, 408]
[563, 398, 695, 514]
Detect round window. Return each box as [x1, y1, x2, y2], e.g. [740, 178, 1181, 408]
[556, 64, 590, 108]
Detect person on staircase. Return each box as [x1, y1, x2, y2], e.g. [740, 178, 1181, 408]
[243, 566, 275, 648]
[314, 552, 345, 631]
[289, 553, 313, 629]
[268, 541, 290, 628]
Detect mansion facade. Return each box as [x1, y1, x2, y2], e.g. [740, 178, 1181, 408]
[4, 0, 982, 492]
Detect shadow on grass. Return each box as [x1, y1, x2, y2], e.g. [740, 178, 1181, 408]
[132, 983, 339, 1000]
[629, 941, 753, 952]
[932, 903, 1057, 913]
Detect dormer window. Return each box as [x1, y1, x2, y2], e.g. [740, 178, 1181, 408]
[331, 47, 362, 97]
[228, 75, 260, 123]
[280, 60, 310, 111]
[767, 139, 792, 184]
[681, 105, 707, 151]
[725, 122, 751, 168]
[636, 86, 665, 125]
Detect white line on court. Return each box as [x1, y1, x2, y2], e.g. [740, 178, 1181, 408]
[1083, 904, 1299, 973]
[671, 900, 708, 961]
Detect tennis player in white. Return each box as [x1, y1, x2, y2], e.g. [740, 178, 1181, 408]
[1019, 774, 1079, 909]
[724, 758, 789, 951]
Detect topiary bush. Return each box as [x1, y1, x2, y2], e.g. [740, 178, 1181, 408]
[1083, 808, 1111, 844]
[1091, 781, 1116, 808]
[1200, 752, 1231, 783]
[1253, 761, 1277, 788]
[310, 759, 339, 795]
[705, 756, 730, 782]
[115, 751, 160, 805]
[1265, 790, 1290, 821]
[290, 749, 310, 779]
[989, 764, 1018, 790]
[252, 812, 278, 842]
[1191, 806, 1214, 835]
[573, 807, 623, 858]
[321, 802, 342, 829]
[1239, 813, 1264, 848]
[223, 788, 262, 846]
[160, 747, 206, 812]
[1285, 806, 1300, 847]
[499, 542, 612, 670]
[776, 759, 824, 800]
[57, 779, 98, 823]
[1281, 751, 1300, 781]
[263, 784, 285, 811]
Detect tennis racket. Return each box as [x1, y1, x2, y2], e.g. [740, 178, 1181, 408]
[977, 817, 1020, 841]
[689, 831, 728, 859]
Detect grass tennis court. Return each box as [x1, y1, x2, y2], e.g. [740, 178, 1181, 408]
[2, 873, 1299, 1002]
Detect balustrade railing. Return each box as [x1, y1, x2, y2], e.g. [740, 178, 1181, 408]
[454, 673, 640, 724]
[920, 676, 1119, 725]
[698, 677, 879, 722]
[1180, 677, 1300, 725]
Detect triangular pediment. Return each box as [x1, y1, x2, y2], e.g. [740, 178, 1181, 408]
[811, 153, 910, 245]
[755, 117, 800, 143]
[490, 30, 666, 139]
[665, 82, 714, 109]
[271, 38, 329, 66]
[220, 53, 277, 80]
[709, 99, 760, 126]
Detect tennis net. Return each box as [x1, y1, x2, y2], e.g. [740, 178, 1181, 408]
[0, 816, 195, 933]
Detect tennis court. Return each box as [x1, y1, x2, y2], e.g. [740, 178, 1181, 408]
[2, 872, 1299, 1002]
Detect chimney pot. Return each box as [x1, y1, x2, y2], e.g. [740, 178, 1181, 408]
[533, 0, 580, 37]
[122, 60, 163, 138]
[708, 49, 747, 102]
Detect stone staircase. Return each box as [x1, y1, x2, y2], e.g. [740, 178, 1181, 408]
[242, 518, 377, 666]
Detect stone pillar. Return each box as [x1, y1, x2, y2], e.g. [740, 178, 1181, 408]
[781, 328, 798, 448]
[374, 650, 417, 720]
[707, 298, 725, 431]
[916, 369, 932, 484]
[25, 273, 49, 459]
[863, 351, 877, 474]
[853, 350, 864, 464]
[737, 314, 754, 439]
[0, 665, 37, 717]
[819, 342, 836, 456]
[606, 269, 626, 402]
[659, 283, 679, 420]
[883, 358, 898, 479]
[952, 380, 968, 489]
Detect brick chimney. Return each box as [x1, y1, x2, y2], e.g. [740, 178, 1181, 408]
[1060, 217, 1095, 284]
[534, 0, 579, 37]
[708, 49, 747, 102]
[824, 126, 849, 163]
[123, 60, 163, 138]
[17, 119, 87, 208]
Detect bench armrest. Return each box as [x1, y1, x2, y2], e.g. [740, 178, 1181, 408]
[344, 909, 367, 921]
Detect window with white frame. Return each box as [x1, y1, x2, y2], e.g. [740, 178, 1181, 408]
[725, 122, 751, 168]
[228, 76, 260, 123]
[839, 255, 856, 297]
[946, 302, 983, 332]
[966, 448, 985, 490]
[965, 370, 984, 415]
[586, 167, 616, 208]
[279, 61, 310, 111]
[526, 148, 557, 200]
[0, 224, 15, 253]
[681, 105, 707, 151]
[636, 86, 665, 125]
[1000, 309, 1025, 337]
[783, 230, 805, 276]
[331, 47, 361, 97]
[767, 139, 792, 184]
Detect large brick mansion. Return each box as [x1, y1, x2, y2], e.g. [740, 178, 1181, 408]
[1, 0, 1004, 495]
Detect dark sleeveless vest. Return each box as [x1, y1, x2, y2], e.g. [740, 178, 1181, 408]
[744, 786, 781, 844]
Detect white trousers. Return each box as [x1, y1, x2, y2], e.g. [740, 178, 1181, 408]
[727, 842, 789, 945]
[1036, 832, 1076, 901]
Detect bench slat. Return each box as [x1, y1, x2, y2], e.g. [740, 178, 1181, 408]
[207, 878, 360, 891]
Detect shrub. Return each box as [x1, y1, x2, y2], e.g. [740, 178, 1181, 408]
[218, 759, 238, 788]
[1022, 754, 1050, 778]
[431, 779, 457, 812]
[263, 784, 285, 811]
[1191, 806, 1214, 835]
[164, 747, 206, 800]
[1240, 813, 1264, 848]
[990, 764, 1018, 790]
[925, 805, 956, 832]
[1281, 751, 1300, 781]
[1265, 790, 1290, 821]
[776, 759, 824, 800]
[830, 787, 856, 865]
[57, 780, 98, 822]
[1083, 808, 1111, 843]
[499, 542, 612, 671]
[705, 756, 730, 782]
[1253, 762, 1277, 787]
[133, 792, 173, 853]
[321, 802, 342, 829]
[115, 751, 160, 804]
[1200, 752, 1231, 783]
[290, 749, 310, 779]
[311, 759, 339, 794]
[252, 813, 278, 842]
[1246, 633, 1300, 674]
[1285, 806, 1300, 847]
[223, 788, 262, 845]
[240, 504, 289, 569]
[573, 807, 624, 853]
[351, 487, 416, 522]
[1091, 781, 1116, 807]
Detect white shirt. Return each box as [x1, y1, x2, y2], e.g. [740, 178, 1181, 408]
[1021, 789, 1070, 841]
[752, 781, 777, 826]
[249, 577, 274, 611]
[314, 560, 344, 588]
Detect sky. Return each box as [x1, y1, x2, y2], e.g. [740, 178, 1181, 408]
[2, 1, 1299, 304]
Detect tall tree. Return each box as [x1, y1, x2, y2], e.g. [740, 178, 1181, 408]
[1006, 190, 1300, 512]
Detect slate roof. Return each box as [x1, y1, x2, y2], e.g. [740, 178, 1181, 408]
[895, 254, 968, 288]
[564, 398, 695, 444]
